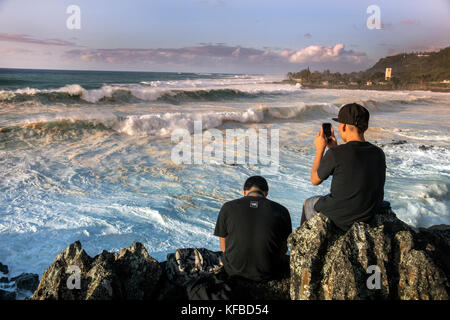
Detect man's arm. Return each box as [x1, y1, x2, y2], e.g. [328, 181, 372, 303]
[310, 126, 337, 185]
[280, 208, 292, 257]
[280, 241, 287, 257]
[311, 147, 326, 185]
[214, 203, 228, 252]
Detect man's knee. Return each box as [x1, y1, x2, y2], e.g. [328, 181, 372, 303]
[303, 196, 321, 221]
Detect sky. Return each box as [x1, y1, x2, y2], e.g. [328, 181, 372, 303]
[0, 0, 449, 74]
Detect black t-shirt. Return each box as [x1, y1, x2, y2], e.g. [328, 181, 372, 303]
[214, 196, 292, 281]
[314, 141, 386, 231]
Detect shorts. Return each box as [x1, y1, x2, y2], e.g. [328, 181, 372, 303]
[303, 195, 322, 220]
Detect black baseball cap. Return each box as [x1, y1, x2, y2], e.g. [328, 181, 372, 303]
[332, 103, 370, 130]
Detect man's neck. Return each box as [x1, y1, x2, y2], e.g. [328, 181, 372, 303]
[346, 135, 365, 143]
[246, 189, 265, 197]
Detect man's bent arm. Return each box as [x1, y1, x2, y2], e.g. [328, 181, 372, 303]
[220, 237, 226, 252]
[310, 147, 325, 185]
[280, 241, 287, 257]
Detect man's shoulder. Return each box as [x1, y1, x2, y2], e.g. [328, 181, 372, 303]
[362, 141, 386, 158]
[337, 141, 384, 153]
[224, 196, 247, 205]
[221, 197, 247, 210]
[265, 198, 290, 217]
[223, 197, 288, 212]
[371, 142, 385, 155]
[268, 198, 288, 210]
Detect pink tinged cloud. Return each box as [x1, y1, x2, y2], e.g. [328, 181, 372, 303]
[286, 44, 362, 64]
[400, 19, 420, 25]
[0, 33, 77, 46]
[65, 43, 368, 67]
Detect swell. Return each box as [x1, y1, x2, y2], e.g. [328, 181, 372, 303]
[0, 84, 295, 105]
[0, 119, 115, 145]
[0, 103, 338, 141]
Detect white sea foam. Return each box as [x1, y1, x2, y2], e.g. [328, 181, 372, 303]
[115, 107, 266, 136]
[0, 74, 299, 103]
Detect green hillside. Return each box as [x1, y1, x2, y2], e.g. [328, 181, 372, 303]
[286, 46, 450, 91]
[363, 46, 450, 82]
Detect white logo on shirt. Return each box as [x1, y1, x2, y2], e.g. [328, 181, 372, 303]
[250, 201, 258, 208]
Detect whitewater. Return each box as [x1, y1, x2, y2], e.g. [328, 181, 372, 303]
[0, 69, 449, 280]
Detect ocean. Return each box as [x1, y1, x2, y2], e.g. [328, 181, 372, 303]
[0, 68, 449, 278]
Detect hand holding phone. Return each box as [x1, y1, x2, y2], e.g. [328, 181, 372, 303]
[322, 123, 332, 142]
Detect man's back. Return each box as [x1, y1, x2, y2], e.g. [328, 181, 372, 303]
[315, 141, 386, 230]
[214, 196, 291, 281]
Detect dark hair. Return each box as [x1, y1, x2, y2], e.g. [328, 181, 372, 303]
[243, 176, 268, 192]
[356, 124, 368, 134]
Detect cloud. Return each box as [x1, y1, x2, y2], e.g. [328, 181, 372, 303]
[381, 22, 394, 30]
[283, 44, 367, 65]
[409, 44, 445, 52]
[0, 33, 77, 46]
[64, 43, 369, 71]
[0, 47, 33, 55]
[0, 47, 53, 57]
[400, 19, 420, 25]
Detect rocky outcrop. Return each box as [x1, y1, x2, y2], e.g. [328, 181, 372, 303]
[31, 242, 289, 300]
[22, 207, 450, 300]
[32, 241, 162, 300]
[288, 208, 450, 300]
[0, 262, 8, 274]
[0, 263, 40, 300]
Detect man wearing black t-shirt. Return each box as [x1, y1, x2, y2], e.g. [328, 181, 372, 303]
[302, 103, 386, 231]
[214, 176, 292, 281]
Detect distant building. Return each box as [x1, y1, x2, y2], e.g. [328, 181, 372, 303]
[385, 68, 392, 80]
[417, 54, 430, 57]
[366, 81, 373, 86]
[321, 81, 329, 86]
[441, 80, 450, 84]
[292, 78, 303, 83]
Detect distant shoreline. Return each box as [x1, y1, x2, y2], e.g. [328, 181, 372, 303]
[273, 79, 450, 93]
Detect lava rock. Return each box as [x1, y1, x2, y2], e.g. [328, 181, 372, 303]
[0, 289, 16, 300]
[419, 145, 433, 151]
[32, 241, 162, 300]
[390, 140, 408, 145]
[0, 262, 8, 275]
[11, 273, 40, 292]
[288, 208, 449, 300]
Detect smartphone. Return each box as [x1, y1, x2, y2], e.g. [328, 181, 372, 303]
[322, 123, 332, 142]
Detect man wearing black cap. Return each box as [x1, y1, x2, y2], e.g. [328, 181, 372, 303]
[301, 103, 386, 231]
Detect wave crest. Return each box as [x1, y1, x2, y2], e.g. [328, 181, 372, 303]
[0, 103, 339, 140]
[0, 83, 299, 104]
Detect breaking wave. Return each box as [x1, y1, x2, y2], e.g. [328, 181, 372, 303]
[0, 83, 299, 104]
[0, 103, 339, 139]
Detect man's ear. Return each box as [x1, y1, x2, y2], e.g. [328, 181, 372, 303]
[243, 189, 248, 196]
[263, 191, 268, 197]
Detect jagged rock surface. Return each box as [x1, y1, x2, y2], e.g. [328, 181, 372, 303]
[0, 262, 40, 300]
[31, 241, 289, 300]
[28, 208, 450, 300]
[32, 241, 162, 300]
[288, 209, 450, 300]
